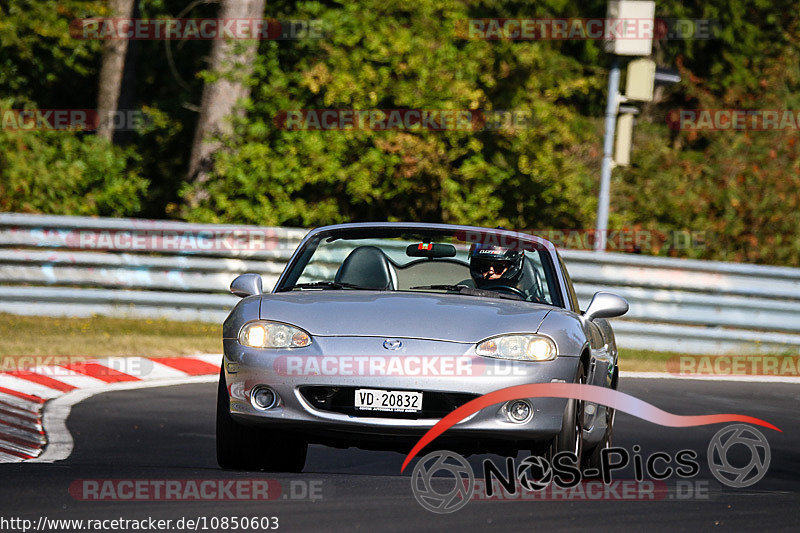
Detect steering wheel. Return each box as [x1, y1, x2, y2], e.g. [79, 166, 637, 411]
[490, 285, 527, 299]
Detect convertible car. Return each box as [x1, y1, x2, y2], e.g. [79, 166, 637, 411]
[217, 223, 628, 471]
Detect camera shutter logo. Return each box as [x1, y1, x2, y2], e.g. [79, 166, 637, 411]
[707, 424, 771, 488]
[411, 450, 474, 513]
[516, 455, 554, 491]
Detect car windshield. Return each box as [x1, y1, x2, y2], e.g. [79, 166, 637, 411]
[276, 227, 563, 306]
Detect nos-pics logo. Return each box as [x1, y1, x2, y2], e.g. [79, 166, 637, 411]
[410, 424, 771, 514]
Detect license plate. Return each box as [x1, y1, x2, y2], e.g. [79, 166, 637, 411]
[354, 389, 422, 413]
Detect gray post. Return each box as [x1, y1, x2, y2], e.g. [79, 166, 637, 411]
[595, 57, 620, 252]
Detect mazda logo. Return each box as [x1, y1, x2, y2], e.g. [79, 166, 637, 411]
[383, 339, 403, 350]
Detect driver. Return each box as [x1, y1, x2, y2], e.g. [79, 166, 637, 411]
[468, 243, 525, 291]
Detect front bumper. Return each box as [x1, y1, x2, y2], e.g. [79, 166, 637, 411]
[223, 336, 581, 449]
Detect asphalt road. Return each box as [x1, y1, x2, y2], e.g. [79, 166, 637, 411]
[1, 378, 798, 532]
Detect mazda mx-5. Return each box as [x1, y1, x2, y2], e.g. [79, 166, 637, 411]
[217, 223, 628, 472]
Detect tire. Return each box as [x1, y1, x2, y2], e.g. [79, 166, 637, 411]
[549, 363, 586, 461]
[583, 367, 617, 472]
[528, 439, 552, 458]
[583, 407, 614, 472]
[216, 369, 308, 472]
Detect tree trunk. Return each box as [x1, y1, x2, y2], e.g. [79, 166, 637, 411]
[96, 0, 136, 142]
[186, 0, 266, 205]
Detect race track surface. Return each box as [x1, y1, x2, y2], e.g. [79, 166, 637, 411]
[1, 378, 798, 532]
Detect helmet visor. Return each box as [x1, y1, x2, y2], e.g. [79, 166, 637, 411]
[471, 258, 514, 279]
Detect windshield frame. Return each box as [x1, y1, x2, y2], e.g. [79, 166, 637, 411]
[273, 223, 570, 309]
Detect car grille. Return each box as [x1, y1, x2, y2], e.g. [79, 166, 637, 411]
[299, 386, 478, 419]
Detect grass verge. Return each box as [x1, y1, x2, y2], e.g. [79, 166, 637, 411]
[0, 313, 220, 360]
[617, 348, 679, 373]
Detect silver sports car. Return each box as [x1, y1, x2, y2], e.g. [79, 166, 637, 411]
[217, 223, 628, 472]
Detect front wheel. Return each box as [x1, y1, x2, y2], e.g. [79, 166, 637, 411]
[216, 370, 307, 472]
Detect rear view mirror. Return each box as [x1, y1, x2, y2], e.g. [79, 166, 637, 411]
[583, 292, 628, 321]
[405, 242, 457, 258]
[230, 273, 263, 298]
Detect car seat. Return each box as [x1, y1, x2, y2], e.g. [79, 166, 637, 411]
[334, 246, 397, 290]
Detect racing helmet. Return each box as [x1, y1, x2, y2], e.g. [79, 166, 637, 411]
[468, 243, 525, 289]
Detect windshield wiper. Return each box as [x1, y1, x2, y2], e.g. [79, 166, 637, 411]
[409, 284, 524, 301]
[285, 281, 379, 291]
[409, 284, 469, 291]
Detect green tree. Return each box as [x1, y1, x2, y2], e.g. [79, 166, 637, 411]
[0, 0, 147, 217]
[180, 0, 603, 230]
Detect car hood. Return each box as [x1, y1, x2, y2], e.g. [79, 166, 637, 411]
[259, 291, 552, 343]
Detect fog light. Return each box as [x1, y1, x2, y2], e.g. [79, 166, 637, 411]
[506, 400, 532, 423]
[251, 386, 277, 410]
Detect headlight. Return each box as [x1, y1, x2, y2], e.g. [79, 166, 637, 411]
[238, 321, 312, 348]
[475, 334, 556, 361]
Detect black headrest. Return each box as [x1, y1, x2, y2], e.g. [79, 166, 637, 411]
[335, 246, 395, 290]
[517, 256, 545, 300]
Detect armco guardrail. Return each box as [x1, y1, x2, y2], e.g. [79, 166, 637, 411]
[1, 212, 798, 354]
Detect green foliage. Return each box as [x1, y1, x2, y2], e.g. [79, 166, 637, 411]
[614, 32, 800, 265]
[0, 0, 148, 217]
[0, 127, 147, 216]
[0, 0, 105, 107]
[181, 0, 603, 229]
[1, 0, 799, 266]
[654, 0, 797, 95]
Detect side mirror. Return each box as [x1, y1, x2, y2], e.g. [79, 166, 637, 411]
[230, 273, 263, 298]
[583, 292, 628, 321]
